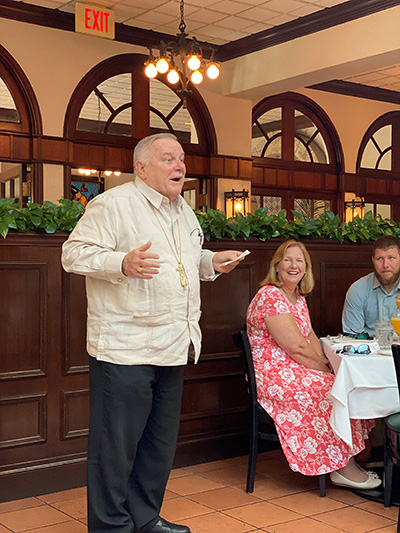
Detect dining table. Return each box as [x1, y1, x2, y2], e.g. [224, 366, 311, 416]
[321, 336, 400, 447]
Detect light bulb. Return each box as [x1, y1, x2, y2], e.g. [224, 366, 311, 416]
[190, 69, 203, 85]
[113, 171, 121, 176]
[187, 54, 201, 71]
[104, 170, 112, 176]
[144, 62, 157, 78]
[235, 202, 242, 212]
[90, 169, 97, 174]
[206, 63, 220, 80]
[156, 57, 169, 74]
[167, 69, 180, 84]
[84, 169, 91, 176]
[78, 168, 85, 175]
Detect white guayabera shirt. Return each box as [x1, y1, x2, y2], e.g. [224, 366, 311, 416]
[62, 178, 217, 366]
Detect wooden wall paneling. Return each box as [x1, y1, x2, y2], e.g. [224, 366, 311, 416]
[0, 133, 11, 159]
[0, 234, 379, 500]
[210, 156, 224, 176]
[224, 157, 238, 178]
[0, 261, 47, 379]
[60, 389, 89, 440]
[276, 169, 289, 186]
[72, 143, 89, 166]
[325, 173, 338, 190]
[341, 172, 364, 194]
[62, 271, 89, 375]
[39, 137, 66, 163]
[239, 159, 252, 179]
[192, 155, 209, 176]
[263, 167, 277, 185]
[200, 261, 255, 354]
[292, 170, 322, 189]
[318, 260, 372, 336]
[252, 165, 263, 184]
[12, 135, 30, 161]
[0, 393, 47, 448]
[87, 145, 106, 169]
[366, 177, 389, 195]
[106, 146, 124, 169]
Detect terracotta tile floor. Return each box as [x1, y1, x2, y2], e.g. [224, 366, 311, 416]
[0, 449, 398, 532]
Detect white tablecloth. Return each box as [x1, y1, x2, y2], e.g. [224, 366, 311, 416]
[321, 337, 400, 446]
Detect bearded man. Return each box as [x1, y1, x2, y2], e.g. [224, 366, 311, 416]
[342, 235, 400, 338]
[341, 234, 400, 468]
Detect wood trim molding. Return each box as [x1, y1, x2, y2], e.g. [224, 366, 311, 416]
[309, 80, 400, 105]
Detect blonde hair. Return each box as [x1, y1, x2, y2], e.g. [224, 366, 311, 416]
[261, 240, 314, 295]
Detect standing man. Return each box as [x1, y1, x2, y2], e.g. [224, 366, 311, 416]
[342, 234, 400, 468]
[62, 133, 244, 533]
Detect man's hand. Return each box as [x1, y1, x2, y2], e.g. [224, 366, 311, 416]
[213, 250, 246, 274]
[122, 241, 160, 279]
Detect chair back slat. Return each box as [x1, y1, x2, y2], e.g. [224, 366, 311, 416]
[233, 330, 258, 409]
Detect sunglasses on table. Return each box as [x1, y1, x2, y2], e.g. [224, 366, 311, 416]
[339, 344, 371, 355]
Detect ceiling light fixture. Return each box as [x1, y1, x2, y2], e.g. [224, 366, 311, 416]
[144, 0, 220, 106]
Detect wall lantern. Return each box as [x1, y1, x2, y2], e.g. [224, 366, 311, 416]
[225, 189, 249, 218]
[345, 196, 365, 221]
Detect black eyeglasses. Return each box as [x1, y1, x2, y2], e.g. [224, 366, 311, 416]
[340, 344, 371, 355]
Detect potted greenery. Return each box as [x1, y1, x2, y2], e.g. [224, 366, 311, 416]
[1, 198, 400, 243]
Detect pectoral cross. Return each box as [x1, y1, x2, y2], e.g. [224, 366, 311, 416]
[177, 263, 187, 289]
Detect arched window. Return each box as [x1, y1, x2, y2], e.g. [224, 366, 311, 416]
[65, 54, 216, 154]
[357, 112, 400, 174]
[64, 54, 216, 206]
[356, 112, 400, 221]
[0, 45, 42, 204]
[251, 92, 343, 219]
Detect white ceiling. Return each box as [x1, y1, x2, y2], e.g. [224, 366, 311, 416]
[25, 0, 346, 45]
[18, 0, 400, 94]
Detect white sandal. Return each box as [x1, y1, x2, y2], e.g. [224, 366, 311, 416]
[330, 470, 381, 490]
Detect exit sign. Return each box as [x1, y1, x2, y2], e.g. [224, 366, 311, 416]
[75, 3, 115, 40]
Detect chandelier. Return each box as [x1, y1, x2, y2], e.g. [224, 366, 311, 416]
[144, 0, 220, 103]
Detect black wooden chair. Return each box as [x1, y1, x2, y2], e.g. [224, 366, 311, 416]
[383, 343, 400, 532]
[233, 329, 326, 497]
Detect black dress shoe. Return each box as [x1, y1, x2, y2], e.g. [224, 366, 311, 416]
[145, 517, 191, 533]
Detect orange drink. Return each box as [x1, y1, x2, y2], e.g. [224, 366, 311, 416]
[391, 316, 400, 334]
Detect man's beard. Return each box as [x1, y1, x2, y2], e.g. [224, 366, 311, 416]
[375, 268, 400, 287]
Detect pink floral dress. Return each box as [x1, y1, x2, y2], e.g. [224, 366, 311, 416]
[246, 285, 374, 476]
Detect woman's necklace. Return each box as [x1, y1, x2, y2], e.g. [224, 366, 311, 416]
[151, 205, 187, 289]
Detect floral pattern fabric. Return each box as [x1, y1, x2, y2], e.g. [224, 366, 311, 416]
[246, 285, 373, 476]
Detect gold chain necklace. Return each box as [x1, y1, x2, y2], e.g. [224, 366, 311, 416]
[151, 205, 187, 289]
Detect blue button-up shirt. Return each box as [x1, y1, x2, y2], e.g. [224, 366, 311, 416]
[342, 272, 400, 337]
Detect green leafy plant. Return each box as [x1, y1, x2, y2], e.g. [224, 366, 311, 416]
[1, 200, 400, 244]
[195, 208, 400, 243]
[0, 198, 85, 238]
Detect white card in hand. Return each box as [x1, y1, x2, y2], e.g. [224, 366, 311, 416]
[223, 250, 250, 266]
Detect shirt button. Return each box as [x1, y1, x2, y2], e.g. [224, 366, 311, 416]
[117, 278, 123, 282]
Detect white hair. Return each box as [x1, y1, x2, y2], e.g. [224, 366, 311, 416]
[133, 133, 178, 168]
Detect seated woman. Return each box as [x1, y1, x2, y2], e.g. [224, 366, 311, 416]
[246, 239, 380, 489]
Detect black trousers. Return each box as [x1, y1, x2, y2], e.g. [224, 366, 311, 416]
[87, 357, 184, 532]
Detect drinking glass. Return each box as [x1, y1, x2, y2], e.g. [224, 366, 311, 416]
[374, 321, 394, 350]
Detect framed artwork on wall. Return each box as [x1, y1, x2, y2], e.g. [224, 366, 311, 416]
[71, 180, 101, 206]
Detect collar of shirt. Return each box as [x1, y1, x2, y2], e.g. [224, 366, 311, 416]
[135, 177, 183, 219]
[372, 273, 400, 295]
